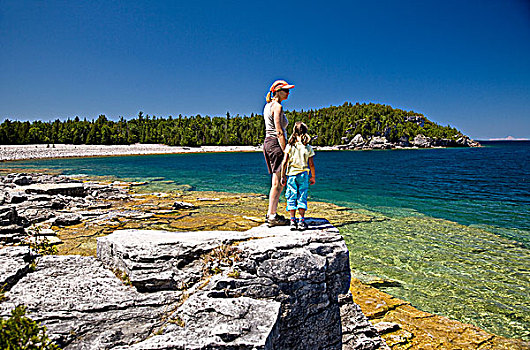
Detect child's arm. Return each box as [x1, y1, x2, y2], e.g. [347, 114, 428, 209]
[280, 152, 290, 186]
[308, 156, 316, 185]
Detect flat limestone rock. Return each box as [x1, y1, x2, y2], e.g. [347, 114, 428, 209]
[97, 229, 263, 292]
[0, 255, 181, 349]
[96, 219, 386, 349]
[0, 228, 26, 244]
[35, 228, 56, 236]
[0, 246, 32, 289]
[24, 183, 85, 197]
[52, 213, 82, 226]
[0, 219, 388, 350]
[122, 293, 281, 350]
[16, 207, 56, 225]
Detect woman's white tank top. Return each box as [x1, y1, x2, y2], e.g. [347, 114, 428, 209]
[263, 102, 288, 138]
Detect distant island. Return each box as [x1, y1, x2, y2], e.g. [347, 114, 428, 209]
[487, 136, 529, 141]
[0, 102, 479, 149]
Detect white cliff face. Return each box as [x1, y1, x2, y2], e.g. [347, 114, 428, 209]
[1, 220, 388, 350]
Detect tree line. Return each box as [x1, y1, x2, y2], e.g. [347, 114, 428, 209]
[0, 102, 464, 146]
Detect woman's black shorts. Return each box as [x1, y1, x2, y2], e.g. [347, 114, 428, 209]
[263, 137, 284, 174]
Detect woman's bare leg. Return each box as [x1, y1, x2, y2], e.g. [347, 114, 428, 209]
[268, 171, 284, 216]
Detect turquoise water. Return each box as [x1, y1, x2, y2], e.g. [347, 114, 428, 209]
[2, 141, 529, 339]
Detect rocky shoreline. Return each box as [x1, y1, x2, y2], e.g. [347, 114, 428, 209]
[1, 172, 528, 349]
[0, 136, 480, 162]
[336, 133, 481, 150]
[0, 172, 389, 349]
[0, 173, 131, 246]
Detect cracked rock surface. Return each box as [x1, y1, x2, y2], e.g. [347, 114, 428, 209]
[0, 254, 180, 349]
[120, 294, 281, 350]
[1, 219, 387, 349]
[0, 245, 33, 290]
[96, 218, 387, 349]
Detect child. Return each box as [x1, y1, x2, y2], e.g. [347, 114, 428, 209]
[280, 122, 316, 231]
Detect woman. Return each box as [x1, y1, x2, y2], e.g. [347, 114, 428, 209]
[263, 79, 294, 227]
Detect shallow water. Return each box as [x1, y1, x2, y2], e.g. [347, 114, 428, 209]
[2, 141, 529, 339]
[344, 213, 529, 339]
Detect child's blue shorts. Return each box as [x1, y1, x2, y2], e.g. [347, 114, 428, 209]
[285, 172, 309, 211]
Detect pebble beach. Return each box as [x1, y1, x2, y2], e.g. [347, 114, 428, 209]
[0, 144, 262, 162]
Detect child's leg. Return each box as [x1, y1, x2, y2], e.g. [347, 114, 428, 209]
[287, 180, 298, 230]
[285, 176, 298, 214]
[298, 208, 306, 219]
[296, 172, 310, 219]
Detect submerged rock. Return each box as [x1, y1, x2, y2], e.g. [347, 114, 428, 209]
[348, 277, 530, 349]
[373, 322, 401, 335]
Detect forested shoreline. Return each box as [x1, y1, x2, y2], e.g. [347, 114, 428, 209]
[0, 102, 465, 146]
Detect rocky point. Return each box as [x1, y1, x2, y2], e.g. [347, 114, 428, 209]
[1, 220, 387, 349]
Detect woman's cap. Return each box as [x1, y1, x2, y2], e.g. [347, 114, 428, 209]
[270, 80, 295, 92]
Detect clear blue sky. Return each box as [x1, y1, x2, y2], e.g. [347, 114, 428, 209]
[1, 0, 529, 140]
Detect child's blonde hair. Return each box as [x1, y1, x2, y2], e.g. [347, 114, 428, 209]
[288, 121, 311, 146]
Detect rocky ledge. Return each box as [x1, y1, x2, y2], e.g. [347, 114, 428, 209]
[0, 222, 388, 349]
[0, 172, 130, 245]
[3, 173, 527, 349]
[335, 133, 481, 150]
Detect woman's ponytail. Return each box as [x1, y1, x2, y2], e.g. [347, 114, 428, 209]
[266, 89, 278, 103]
